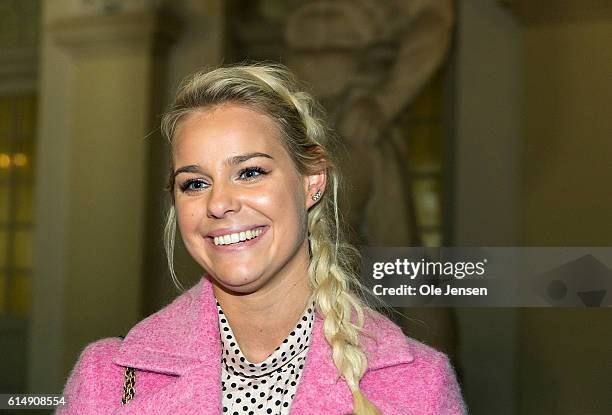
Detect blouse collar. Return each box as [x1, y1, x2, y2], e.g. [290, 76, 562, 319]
[216, 299, 315, 378]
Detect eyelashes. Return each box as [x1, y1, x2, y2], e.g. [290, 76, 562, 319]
[178, 166, 269, 193]
[238, 166, 268, 180]
[179, 179, 208, 192]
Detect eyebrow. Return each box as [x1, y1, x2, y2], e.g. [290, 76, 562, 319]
[172, 152, 273, 179]
[225, 152, 273, 167]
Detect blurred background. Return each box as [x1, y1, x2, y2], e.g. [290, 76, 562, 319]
[0, 0, 611, 414]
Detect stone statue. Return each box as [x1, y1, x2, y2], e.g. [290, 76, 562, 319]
[285, 0, 453, 245]
[284, 0, 459, 364]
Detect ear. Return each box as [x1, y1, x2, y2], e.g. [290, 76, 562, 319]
[303, 170, 327, 210]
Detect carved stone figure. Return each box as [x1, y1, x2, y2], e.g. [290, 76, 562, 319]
[284, 0, 459, 363]
[285, 0, 453, 244]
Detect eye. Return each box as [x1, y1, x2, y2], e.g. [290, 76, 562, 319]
[179, 179, 209, 192]
[238, 166, 268, 181]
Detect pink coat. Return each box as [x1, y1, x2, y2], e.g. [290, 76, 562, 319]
[57, 278, 467, 414]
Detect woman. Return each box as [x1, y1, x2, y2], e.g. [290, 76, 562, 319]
[58, 63, 466, 415]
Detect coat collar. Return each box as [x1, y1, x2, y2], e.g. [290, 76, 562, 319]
[113, 277, 224, 375]
[113, 276, 414, 379]
[114, 278, 414, 414]
[112, 278, 222, 414]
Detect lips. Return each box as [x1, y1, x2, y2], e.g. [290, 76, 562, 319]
[207, 225, 265, 238]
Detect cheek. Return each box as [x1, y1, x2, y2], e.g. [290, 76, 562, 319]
[275, 185, 308, 234]
[252, 184, 304, 225]
[175, 200, 203, 233]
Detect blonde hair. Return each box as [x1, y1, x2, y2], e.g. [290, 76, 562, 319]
[161, 63, 381, 415]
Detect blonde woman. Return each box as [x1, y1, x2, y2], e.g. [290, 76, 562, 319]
[58, 63, 466, 415]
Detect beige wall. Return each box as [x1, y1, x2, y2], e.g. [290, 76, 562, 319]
[521, 19, 612, 245]
[518, 16, 612, 415]
[455, 2, 612, 414]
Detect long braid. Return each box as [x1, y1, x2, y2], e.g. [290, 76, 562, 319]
[307, 180, 382, 415]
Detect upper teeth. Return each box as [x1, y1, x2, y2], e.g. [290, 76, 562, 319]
[214, 228, 263, 246]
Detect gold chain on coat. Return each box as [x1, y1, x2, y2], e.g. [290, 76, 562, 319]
[121, 366, 136, 404]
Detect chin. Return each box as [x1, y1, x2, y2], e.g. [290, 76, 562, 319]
[210, 271, 266, 294]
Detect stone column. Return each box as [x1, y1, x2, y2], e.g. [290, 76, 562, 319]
[453, 2, 522, 414]
[29, 3, 178, 393]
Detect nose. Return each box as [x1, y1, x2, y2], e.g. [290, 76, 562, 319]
[206, 181, 240, 219]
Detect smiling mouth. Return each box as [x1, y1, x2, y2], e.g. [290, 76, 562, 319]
[212, 227, 265, 246]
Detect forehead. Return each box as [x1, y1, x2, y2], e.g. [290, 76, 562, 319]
[173, 104, 288, 162]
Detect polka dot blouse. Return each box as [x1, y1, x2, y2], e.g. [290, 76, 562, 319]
[216, 300, 315, 415]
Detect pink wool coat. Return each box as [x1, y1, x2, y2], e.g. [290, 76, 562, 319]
[57, 278, 467, 414]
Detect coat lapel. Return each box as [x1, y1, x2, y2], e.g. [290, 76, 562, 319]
[289, 313, 353, 414]
[112, 278, 223, 414]
[111, 363, 221, 414]
[290, 311, 415, 415]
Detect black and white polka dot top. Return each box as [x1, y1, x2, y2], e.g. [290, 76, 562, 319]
[216, 300, 315, 415]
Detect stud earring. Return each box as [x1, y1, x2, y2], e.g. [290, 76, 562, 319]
[312, 189, 322, 201]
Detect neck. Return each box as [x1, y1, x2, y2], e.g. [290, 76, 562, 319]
[212, 244, 313, 363]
